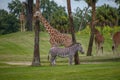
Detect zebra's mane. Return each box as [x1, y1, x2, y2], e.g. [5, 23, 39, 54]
[67, 42, 80, 47]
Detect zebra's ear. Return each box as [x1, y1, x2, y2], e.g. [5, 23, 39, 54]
[76, 42, 81, 46]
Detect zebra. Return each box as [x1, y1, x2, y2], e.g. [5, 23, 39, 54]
[48, 43, 84, 65]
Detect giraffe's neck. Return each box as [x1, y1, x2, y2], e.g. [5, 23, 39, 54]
[37, 12, 59, 35]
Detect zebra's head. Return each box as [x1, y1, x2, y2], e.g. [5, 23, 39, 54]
[76, 43, 84, 54]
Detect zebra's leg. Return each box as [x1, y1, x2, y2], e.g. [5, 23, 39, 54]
[50, 56, 56, 66]
[50, 56, 54, 66]
[69, 55, 73, 65]
[53, 57, 56, 65]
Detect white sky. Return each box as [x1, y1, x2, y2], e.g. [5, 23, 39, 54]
[0, 0, 118, 12]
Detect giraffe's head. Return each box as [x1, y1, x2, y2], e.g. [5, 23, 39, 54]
[33, 11, 41, 20]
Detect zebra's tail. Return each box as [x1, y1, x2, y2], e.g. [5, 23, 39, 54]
[48, 55, 49, 61]
[48, 52, 50, 61]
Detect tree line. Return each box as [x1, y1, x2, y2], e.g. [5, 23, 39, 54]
[0, 0, 119, 35]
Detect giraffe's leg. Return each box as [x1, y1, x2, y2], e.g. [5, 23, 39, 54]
[98, 43, 101, 56]
[100, 43, 103, 54]
[112, 45, 115, 54]
[96, 43, 99, 55]
[22, 21, 24, 32]
[115, 44, 119, 55]
[112, 43, 115, 54]
[20, 21, 22, 32]
[23, 21, 25, 32]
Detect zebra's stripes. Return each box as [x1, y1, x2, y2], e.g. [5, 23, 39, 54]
[48, 43, 84, 65]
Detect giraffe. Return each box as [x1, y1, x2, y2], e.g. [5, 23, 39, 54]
[112, 31, 120, 54]
[19, 4, 26, 32]
[19, 11, 26, 32]
[94, 28, 104, 54]
[34, 11, 72, 47]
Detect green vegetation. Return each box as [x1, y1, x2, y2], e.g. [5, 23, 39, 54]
[0, 9, 19, 35]
[0, 62, 120, 80]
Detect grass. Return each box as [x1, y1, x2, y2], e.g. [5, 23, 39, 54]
[0, 31, 119, 63]
[0, 29, 120, 80]
[0, 62, 120, 80]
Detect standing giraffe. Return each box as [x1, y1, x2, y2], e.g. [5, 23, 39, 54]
[112, 31, 120, 54]
[94, 28, 104, 55]
[19, 4, 26, 32]
[34, 11, 72, 47]
[19, 12, 26, 32]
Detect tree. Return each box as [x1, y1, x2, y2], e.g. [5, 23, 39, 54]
[96, 4, 118, 27]
[8, 0, 34, 31]
[115, 0, 120, 4]
[74, 0, 98, 56]
[67, 0, 80, 64]
[73, 7, 91, 32]
[40, 0, 69, 32]
[40, 0, 58, 22]
[86, 0, 98, 56]
[50, 6, 69, 33]
[8, 0, 22, 18]
[0, 9, 19, 35]
[25, 0, 33, 31]
[114, 0, 120, 26]
[32, 0, 40, 66]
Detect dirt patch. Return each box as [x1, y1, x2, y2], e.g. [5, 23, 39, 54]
[5, 62, 31, 66]
[4, 61, 106, 66]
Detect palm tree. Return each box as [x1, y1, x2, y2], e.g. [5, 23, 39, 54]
[86, 0, 98, 56]
[96, 4, 118, 27]
[8, 0, 22, 17]
[74, 0, 98, 56]
[67, 0, 80, 64]
[32, 0, 40, 66]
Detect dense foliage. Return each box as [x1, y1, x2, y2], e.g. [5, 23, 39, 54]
[96, 4, 118, 27]
[0, 9, 19, 35]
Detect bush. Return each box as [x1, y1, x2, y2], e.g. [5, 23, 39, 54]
[77, 26, 120, 36]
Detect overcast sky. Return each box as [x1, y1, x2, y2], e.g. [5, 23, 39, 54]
[0, 0, 118, 12]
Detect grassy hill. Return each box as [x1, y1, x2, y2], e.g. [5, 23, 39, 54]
[0, 29, 119, 64]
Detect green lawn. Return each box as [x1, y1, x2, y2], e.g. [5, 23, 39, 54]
[0, 30, 120, 80]
[0, 62, 120, 80]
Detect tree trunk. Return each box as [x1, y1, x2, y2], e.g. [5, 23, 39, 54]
[67, 0, 80, 64]
[32, 19, 40, 66]
[26, 0, 33, 31]
[87, 1, 96, 56]
[32, 0, 40, 66]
